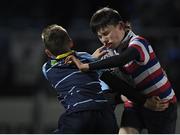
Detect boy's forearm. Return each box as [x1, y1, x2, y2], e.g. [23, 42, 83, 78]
[67, 55, 90, 71]
[89, 47, 139, 70]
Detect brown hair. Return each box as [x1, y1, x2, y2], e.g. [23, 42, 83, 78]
[41, 24, 71, 55]
[90, 7, 131, 34]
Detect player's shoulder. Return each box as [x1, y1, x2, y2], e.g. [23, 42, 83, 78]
[42, 61, 51, 72]
[129, 35, 149, 47]
[75, 51, 94, 61]
[76, 51, 91, 57]
[130, 35, 147, 42]
[42, 61, 50, 80]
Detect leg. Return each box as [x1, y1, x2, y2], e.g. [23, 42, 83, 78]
[96, 106, 119, 133]
[119, 106, 143, 134]
[57, 108, 119, 134]
[57, 111, 95, 133]
[119, 127, 139, 134]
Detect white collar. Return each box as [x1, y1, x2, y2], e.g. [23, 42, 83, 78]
[121, 30, 136, 44]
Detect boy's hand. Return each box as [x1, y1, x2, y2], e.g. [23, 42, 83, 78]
[92, 46, 108, 59]
[144, 96, 169, 111]
[65, 55, 76, 64]
[64, 55, 74, 64]
[65, 55, 89, 72]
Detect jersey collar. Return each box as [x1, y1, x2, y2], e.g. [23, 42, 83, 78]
[56, 50, 75, 60]
[121, 30, 136, 44]
[50, 50, 75, 66]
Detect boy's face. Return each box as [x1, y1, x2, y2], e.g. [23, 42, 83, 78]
[97, 24, 125, 49]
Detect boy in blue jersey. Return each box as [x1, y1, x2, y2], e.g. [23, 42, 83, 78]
[41, 24, 120, 133]
[66, 7, 177, 134]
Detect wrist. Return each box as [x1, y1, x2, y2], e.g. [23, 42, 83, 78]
[84, 64, 89, 71]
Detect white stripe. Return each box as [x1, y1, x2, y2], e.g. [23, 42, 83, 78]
[162, 89, 175, 100]
[68, 86, 76, 93]
[46, 62, 59, 73]
[42, 63, 48, 80]
[124, 61, 133, 67]
[73, 99, 93, 107]
[58, 62, 66, 67]
[143, 76, 168, 94]
[130, 35, 139, 42]
[97, 91, 104, 94]
[46, 67, 52, 73]
[67, 105, 70, 110]
[55, 71, 81, 88]
[95, 100, 108, 102]
[134, 62, 161, 84]
[86, 81, 100, 85]
[148, 45, 153, 53]
[130, 40, 150, 65]
[46, 61, 66, 73]
[59, 95, 67, 102]
[59, 99, 65, 102]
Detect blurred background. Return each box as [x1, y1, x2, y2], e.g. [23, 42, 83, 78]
[0, 0, 180, 133]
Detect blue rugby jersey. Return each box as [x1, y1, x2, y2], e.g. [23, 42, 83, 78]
[42, 52, 108, 113]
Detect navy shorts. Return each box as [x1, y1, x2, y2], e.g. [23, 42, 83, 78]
[54, 107, 119, 134]
[120, 103, 177, 133]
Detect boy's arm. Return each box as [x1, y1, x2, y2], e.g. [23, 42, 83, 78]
[65, 47, 139, 71]
[89, 47, 139, 70]
[65, 55, 90, 71]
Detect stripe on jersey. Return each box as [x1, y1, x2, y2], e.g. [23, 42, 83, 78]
[134, 61, 161, 84]
[139, 72, 164, 91]
[131, 36, 149, 51]
[123, 61, 139, 73]
[86, 81, 101, 85]
[148, 45, 153, 53]
[159, 88, 173, 99]
[73, 99, 93, 107]
[147, 81, 171, 96]
[136, 68, 163, 88]
[159, 89, 175, 100]
[42, 63, 48, 80]
[131, 58, 159, 78]
[142, 75, 168, 94]
[55, 71, 81, 88]
[130, 40, 150, 65]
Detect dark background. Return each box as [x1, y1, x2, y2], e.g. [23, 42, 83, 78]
[0, 0, 180, 133]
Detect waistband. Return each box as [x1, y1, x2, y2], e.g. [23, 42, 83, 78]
[123, 95, 177, 108]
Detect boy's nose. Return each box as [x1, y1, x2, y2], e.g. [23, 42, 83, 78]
[102, 36, 108, 43]
[104, 40, 109, 45]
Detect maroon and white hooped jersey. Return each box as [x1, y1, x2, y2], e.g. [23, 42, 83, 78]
[122, 33, 175, 101]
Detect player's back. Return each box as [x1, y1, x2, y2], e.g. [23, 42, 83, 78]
[42, 52, 109, 113]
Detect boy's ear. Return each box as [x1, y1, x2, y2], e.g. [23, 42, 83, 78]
[45, 49, 54, 58]
[69, 40, 74, 48]
[118, 21, 125, 30]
